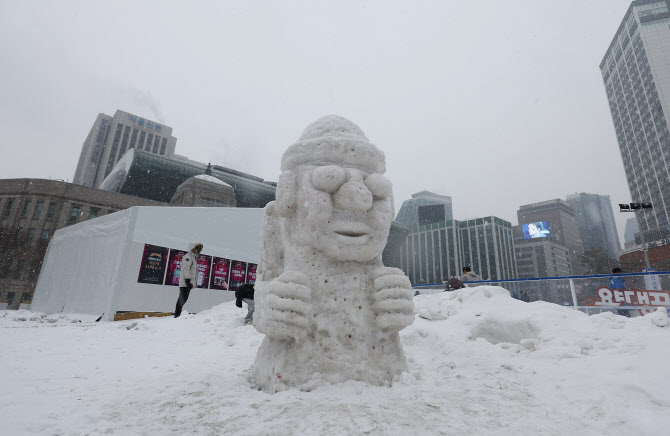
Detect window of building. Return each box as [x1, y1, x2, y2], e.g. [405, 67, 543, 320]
[6, 292, 15, 304]
[3, 198, 14, 218]
[13, 260, 24, 280]
[160, 137, 167, 155]
[28, 260, 41, 280]
[46, 202, 57, 220]
[40, 230, 49, 240]
[0, 258, 10, 279]
[21, 293, 32, 303]
[21, 200, 32, 217]
[152, 135, 160, 153]
[32, 201, 44, 219]
[129, 128, 139, 149]
[26, 228, 36, 245]
[69, 205, 81, 224]
[146, 133, 154, 151]
[138, 130, 146, 149]
[89, 208, 100, 219]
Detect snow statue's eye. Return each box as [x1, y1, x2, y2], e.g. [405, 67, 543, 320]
[311, 165, 346, 193]
[364, 174, 392, 200]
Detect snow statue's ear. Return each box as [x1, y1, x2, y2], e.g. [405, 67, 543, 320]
[258, 201, 284, 282]
[276, 170, 297, 218]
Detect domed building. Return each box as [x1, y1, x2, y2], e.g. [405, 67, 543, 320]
[170, 173, 237, 208]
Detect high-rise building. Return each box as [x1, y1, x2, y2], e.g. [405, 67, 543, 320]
[600, 0, 670, 240]
[513, 225, 572, 279]
[565, 193, 621, 260]
[73, 110, 177, 188]
[624, 216, 640, 247]
[517, 199, 584, 274]
[398, 216, 517, 285]
[395, 191, 453, 228]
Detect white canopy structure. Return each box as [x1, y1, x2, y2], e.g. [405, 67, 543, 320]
[32, 206, 263, 321]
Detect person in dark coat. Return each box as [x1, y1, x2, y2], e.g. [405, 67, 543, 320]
[235, 283, 255, 324]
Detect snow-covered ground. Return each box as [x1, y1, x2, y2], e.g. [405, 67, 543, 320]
[2, 286, 669, 435]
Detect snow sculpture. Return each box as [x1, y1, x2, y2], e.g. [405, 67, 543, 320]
[252, 115, 415, 391]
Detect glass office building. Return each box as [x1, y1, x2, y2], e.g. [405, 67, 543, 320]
[601, 1, 670, 239]
[100, 149, 277, 208]
[399, 216, 517, 285]
[395, 191, 453, 228]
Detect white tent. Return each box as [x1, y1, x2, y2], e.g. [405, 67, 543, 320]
[32, 206, 263, 321]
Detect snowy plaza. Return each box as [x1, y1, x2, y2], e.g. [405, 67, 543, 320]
[4, 1, 670, 435]
[2, 287, 670, 435]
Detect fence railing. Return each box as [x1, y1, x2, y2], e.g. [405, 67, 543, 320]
[412, 271, 670, 317]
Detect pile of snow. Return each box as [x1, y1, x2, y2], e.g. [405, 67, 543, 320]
[1, 286, 669, 435]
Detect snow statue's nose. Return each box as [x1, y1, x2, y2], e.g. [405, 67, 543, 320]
[333, 170, 373, 212]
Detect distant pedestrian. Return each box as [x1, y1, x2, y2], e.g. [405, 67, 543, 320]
[235, 283, 255, 324]
[609, 267, 630, 318]
[460, 267, 481, 285]
[174, 242, 203, 318]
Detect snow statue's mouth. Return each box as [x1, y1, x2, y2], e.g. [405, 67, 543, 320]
[332, 222, 371, 244]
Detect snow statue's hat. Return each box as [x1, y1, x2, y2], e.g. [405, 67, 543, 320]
[281, 115, 386, 174]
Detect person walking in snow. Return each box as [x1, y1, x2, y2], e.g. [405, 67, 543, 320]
[235, 283, 255, 324]
[174, 242, 203, 318]
[460, 266, 481, 285]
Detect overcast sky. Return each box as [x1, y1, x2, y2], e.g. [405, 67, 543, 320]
[0, 0, 637, 242]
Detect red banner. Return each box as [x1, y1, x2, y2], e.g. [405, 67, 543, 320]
[246, 263, 257, 285]
[195, 255, 212, 289]
[584, 287, 670, 315]
[210, 257, 230, 290]
[164, 249, 187, 286]
[229, 261, 247, 290]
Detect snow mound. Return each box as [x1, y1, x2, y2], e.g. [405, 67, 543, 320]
[3, 289, 670, 435]
[647, 307, 670, 327]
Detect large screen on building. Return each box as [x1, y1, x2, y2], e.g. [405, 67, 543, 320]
[522, 221, 552, 239]
[418, 205, 445, 226]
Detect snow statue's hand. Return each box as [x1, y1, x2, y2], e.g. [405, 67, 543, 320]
[371, 267, 415, 332]
[256, 271, 312, 341]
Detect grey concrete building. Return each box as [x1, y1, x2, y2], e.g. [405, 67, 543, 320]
[517, 199, 585, 274]
[395, 191, 453, 228]
[73, 110, 177, 188]
[565, 192, 622, 260]
[0, 179, 164, 309]
[601, 1, 670, 241]
[513, 225, 572, 279]
[399, 216, 517, 285]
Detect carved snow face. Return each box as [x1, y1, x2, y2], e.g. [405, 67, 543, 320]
[290, 164, 393, 262]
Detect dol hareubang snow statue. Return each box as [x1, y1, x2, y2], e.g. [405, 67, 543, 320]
[252, 115, 415, 391]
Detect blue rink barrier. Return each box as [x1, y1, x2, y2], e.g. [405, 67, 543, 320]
[412, 271, 670, 316]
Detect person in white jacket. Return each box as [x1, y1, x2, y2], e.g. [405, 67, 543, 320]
[174, 242, 203, 318]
